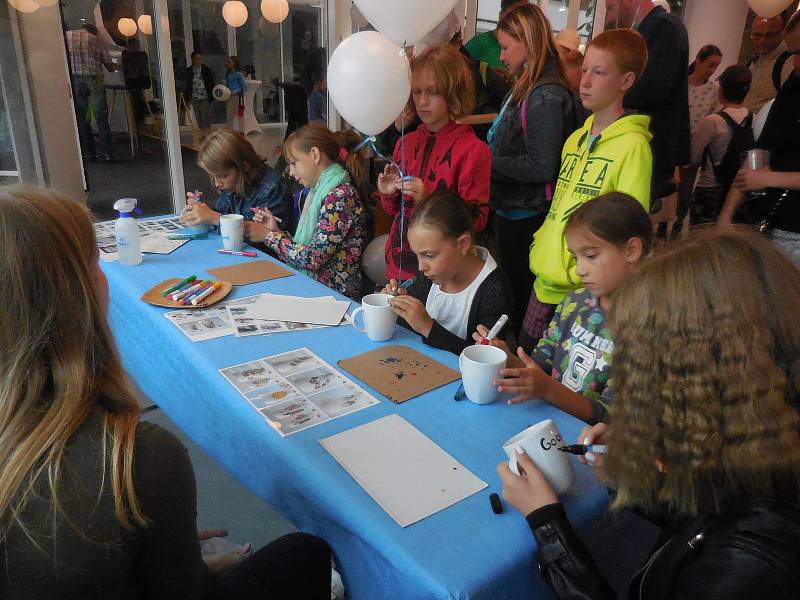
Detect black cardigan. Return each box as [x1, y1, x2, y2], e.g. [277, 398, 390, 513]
[183, 64, 215, 102]
[398, 267, 513, 355]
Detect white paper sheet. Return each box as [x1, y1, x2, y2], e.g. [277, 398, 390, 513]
[246, 294, 350, 326]
[94, 217, 188, 262]
[320, 415, 487, 527]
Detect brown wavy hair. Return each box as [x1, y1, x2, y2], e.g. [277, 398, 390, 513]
[0, 186, 146, 545]
[605, 228, 800, 517]
[284, 122, 367, 190]
[498, 3, 565, 104]
[198, 129, 268, 196]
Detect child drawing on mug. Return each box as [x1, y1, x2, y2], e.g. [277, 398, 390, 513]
[473, 193, 652, 424]
[381, 190, 513, 355]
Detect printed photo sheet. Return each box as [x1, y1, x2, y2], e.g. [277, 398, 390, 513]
[94, 217, 188, 262]
[225, 295, 349, 338]
[219, 348, 379, 436]
[164, 294, 350, 342]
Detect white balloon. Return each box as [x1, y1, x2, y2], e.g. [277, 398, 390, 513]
[753, 98, 774, 141]
[327, 31, 411, 136]
[363, 234, 389, 286]
[353, 0, 458, 47]
[213, 84, 232, 102]
[261, 0, 289, 24]
[748, 0, 794, 18]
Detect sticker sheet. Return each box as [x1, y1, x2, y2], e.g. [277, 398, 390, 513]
[94, 217, 188, 262]
[220, 348, 379, 436]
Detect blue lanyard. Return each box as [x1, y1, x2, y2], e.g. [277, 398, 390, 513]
[487, 94, 513, 147]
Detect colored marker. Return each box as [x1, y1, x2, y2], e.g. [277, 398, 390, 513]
[218, 249, 258, 257]
[169, 233, 209, 240]
[180, 281, 214, 305]
[558, 444, 608, 456]
[172, 280, 207, 301]
[489, 492, 503, 515]
[191, 281, 222, 305]
[169, 281, 198, 297]
[161, 275, 196, 297]
[389, 277, 415, 297]
[481, 314, 509, 345]
[251, 207, 283, 223]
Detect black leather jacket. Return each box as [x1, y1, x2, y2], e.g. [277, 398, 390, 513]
[528, 502, 800, 600]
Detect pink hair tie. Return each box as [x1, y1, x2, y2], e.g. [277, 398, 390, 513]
[338, 147, 349, 161]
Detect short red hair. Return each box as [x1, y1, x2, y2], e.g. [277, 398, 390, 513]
[587, 29, 648, 83]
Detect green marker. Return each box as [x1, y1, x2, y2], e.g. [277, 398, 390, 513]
[168, 233, 209, 240]
[161, 275, 196, 297]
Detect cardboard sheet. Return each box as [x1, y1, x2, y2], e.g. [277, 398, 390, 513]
[320, 414, 486, 527]
[246, 294, 350, 326]
[207, 260, 294, 286]
[337, 345, 460, 403]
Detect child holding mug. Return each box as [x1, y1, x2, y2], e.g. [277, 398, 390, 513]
[383, 189, 512, 355]
[475, 193, 652, 424]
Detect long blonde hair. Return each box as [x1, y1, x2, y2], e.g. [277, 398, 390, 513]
[498, 3, 565, 104]
[605, 228, 800, 517]
[0, 186, 146, 542]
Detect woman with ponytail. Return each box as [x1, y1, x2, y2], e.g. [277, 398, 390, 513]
[246, 122, 367, 298]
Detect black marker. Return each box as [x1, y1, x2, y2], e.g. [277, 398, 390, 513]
[558, 444, 608, 455]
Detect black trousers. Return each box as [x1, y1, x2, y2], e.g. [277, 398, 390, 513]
[209, 532, 331, 599]
[493, 212, 547, 336]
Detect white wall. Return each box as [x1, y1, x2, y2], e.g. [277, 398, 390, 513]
[683, 0, 750, 72]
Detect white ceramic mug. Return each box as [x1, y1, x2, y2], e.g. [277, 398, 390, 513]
[220, 214, 244, 251]
[502, 419, 576, 495]
[459, 344, 506, 405]
[351, 293, 397, 342]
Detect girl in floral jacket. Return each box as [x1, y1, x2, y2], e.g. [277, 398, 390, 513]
[245, 122, 366, 299]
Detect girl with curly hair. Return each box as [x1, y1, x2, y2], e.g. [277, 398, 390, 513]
[497, 227, 800, 599]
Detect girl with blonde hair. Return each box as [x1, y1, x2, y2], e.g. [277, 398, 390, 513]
[246, 122, 367, 298]
[180, 128, 292, 228]
[487, 2, 579, 336]
[377, 42, 491, 283]
[0, 186, 331, 598]
[497, 227, 800, 599]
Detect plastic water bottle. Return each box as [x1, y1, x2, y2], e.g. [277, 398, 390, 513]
[113, 198, 142, 266]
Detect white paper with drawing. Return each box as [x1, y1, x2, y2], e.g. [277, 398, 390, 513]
[246, 294, 350, 326]
[219, 348, 378, 436]
[320, 414, 487, 527]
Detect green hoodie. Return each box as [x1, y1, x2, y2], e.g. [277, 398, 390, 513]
[529, 113, 653, 305]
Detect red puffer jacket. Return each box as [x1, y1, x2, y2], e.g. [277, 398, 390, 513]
[379, 120, 491, 282]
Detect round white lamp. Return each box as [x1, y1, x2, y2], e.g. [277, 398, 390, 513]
[118, 17, 138, 37]
[8, 0, 40, 13]
[222, 1, 248, 27]
[137, 15, 153, 35]
[261, 0, 289, 24]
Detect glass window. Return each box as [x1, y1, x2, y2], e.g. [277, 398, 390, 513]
[0, 85, 17, 177]
[476, 0, 502, 35]
[577, 0, 596, 43]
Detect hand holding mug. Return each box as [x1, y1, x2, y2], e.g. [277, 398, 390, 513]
[381, 278, 408, 297]
[388, 294, 432, 336]
[733, 166, 775, 193]
[496, 348, 552, 404]
[497, 449, 559, 517]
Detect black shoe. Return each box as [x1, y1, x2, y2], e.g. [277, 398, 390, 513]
[97, 156, 116, 164]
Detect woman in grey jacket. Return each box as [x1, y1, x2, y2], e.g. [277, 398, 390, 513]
[487, 3, 579, 336]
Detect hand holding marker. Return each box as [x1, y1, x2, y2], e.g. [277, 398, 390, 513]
[480, 314, 509, 345]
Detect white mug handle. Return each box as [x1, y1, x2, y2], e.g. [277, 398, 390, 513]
[351, 307, 367, 333]
[459, 353, 464, 373]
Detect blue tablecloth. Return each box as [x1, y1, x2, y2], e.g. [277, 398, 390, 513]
[102, 232, 618, 600]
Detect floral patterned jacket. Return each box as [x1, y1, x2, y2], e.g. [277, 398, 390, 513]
[263, 182, 365, 299]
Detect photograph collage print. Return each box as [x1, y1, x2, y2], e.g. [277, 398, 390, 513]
[219, 348, 379, 436]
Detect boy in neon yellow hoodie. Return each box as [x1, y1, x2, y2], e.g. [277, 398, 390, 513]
[522, 29, 653, 347]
